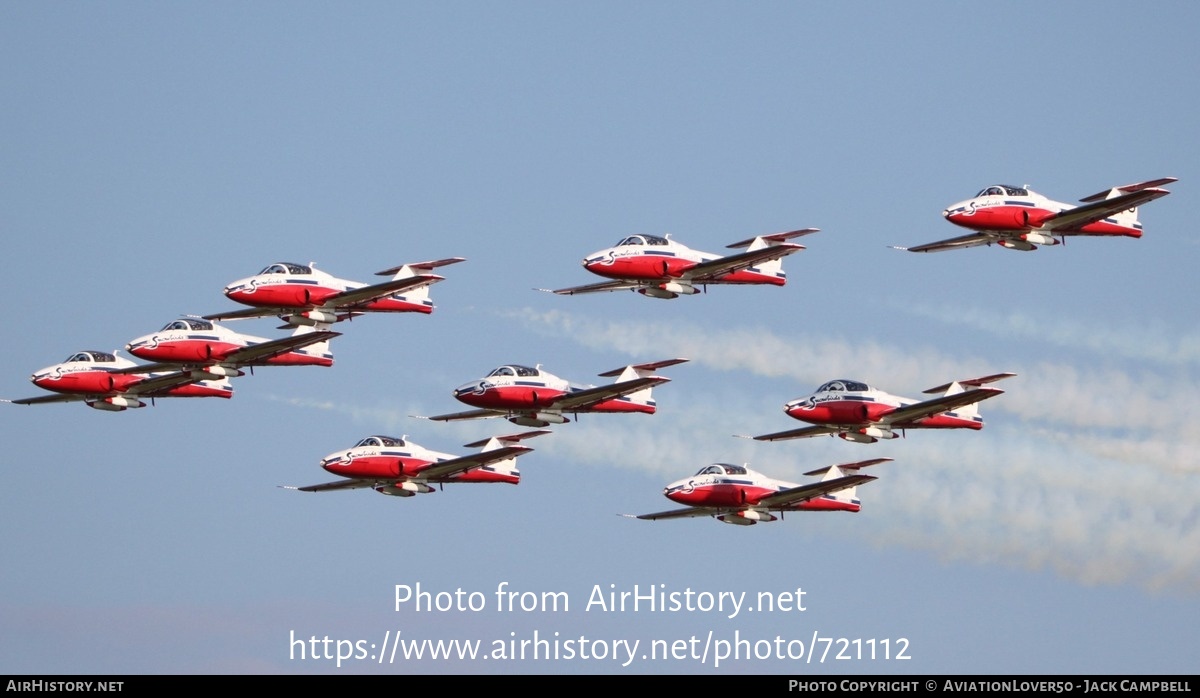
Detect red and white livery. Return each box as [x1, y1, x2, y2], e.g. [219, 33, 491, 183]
[895, 178, 1176, 252]
[422, 358, 689, 427]
[283, 430, 549, 497]
[749, 373, 1015, 444]
[4, 350, 233, 411]
[545, 229, 818, 299]
[627, 459, 888, 526]
[123, 317, 339, 378]
[205, 258, 465, 326]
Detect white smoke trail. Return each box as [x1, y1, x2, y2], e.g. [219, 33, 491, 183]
[264, 395, 422, 435]
[493, 308, 1200, 593]
[504, 308, 1200, 456]
[269, 310, 1200, 593]
[898, 304, 1200, 367]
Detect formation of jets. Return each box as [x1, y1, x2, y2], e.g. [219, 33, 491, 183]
[7, 178, 1176, 521]
[5, 259, 464, 410]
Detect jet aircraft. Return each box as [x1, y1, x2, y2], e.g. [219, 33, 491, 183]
[205, 258, 465, 326]
[4, 350, 233, 411]
[894, 178, 1175, 252]
[421, 358, 689, 427]
[747, 373, 1015, 443]
[544, 229, 818, 298]
[627, 459, 889, 526]
[122, 317, 339, 378]
[282, 430, 549, 497]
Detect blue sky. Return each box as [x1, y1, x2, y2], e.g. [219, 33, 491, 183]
[2, 1, 1197, 674]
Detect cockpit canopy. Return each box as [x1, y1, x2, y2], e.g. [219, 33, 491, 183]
[257, 262, 312, 275]
[694, 463, 747, 476]
[486, 365, 540, 378]
[816, 379, 870, 393]
[614, 234, 670, 247]
[64, 351, 116, 363]
[355, 436, 405, 448]
[159, 318, 214, 332]
[975, 185, 1029, 197]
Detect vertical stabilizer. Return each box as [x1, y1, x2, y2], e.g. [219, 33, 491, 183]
[598, 358, 688, 406]
[804, 458, 890, 503]
[461, 430, 550, 478]
[290, 323, 335, 357]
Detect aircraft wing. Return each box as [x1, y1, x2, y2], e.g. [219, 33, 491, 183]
[747, 425, 841, 442]
[5, 394, 90, 406]
[682, 243, 804, 282]
[123, 371, 212, 396]
[203, 306, 364, 327]
[1041, 188, 1172, 232]
[626, 507, 724, 521]
[282, 479, 381, 493]
[544, 376, 667, 411]
[878, 387, 1003, 425]
[541, 280, 645, 295]
[202, 307, 281, 322]
[324, 275, 443, 309]
[219, 331, 340, 365]
[420, 408, 502, 422]
[415, 446, 532, 481]
[891, 231, 999, 253]
[109, 362, 180, 375]
[755, 474, 876, 508]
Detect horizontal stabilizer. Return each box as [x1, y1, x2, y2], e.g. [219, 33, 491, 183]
[804, 457, 893, 477]
[376, 257, 467, 276]
[923, 372, 1016, 394]
[1078, 177, 1177, 203]
[598, 358, 689, 377]
[726, 228, 820, 249]
[462, 430, 552, 448]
